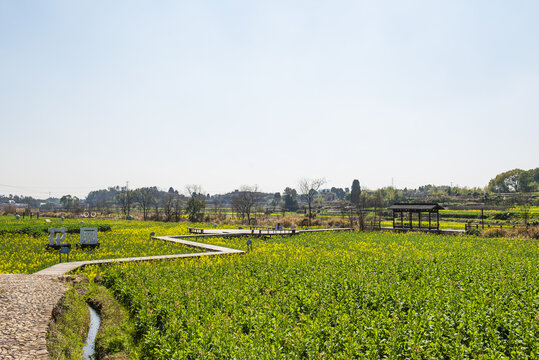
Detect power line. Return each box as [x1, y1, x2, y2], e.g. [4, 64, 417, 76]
[0, 183, 92, 190]
[0, 183, 92, 197]
[0, 184, 51, 195]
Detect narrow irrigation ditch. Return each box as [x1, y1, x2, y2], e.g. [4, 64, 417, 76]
[82, 304, 101, 359]
[47, 278, 135, 359]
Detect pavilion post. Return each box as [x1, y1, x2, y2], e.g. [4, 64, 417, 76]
[388, 204, 444, 232]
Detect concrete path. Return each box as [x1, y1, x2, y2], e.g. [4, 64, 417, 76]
[0, 274, 66, 360]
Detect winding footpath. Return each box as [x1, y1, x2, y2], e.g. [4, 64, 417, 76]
[0, 236, 244, 359]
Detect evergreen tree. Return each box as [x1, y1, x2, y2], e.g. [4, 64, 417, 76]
[351, 180, 361, 208]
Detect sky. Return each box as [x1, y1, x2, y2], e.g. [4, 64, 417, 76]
[0, 0, 538, 198]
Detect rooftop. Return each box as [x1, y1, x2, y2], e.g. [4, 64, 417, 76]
[388, 203, 444, 211]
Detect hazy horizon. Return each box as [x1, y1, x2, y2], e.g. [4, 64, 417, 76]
[1, 1, 538, 198]
[0, 172, 523, 199]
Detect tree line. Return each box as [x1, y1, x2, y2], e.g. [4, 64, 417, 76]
[2, 168, 537, 223]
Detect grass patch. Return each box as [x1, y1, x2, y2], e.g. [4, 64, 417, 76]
[0, 224, 112, 236]
[47, 277, 136, 359]
[47, 284, 90, 360]
[86, 279, 136, 359]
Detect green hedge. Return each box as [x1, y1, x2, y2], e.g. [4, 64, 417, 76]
[0, 224, 112, 237]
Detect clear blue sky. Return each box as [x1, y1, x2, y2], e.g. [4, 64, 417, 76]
[1, 0, 538, 198]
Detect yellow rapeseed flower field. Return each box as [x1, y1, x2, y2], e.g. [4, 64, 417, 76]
[0, 217, 205, 274]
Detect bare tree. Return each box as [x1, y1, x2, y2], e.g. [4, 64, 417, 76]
[117, 189, 134, 217]
[520, 195, 532, 228]
[135, 187, 157, 221]
[298, 178, 326, 226]
[213, 195, 225, 221]
[231, 185, 263, 224]
[162, 193, 175, 222]
[185, 184, 204, 198]
[172, 196, 183, 222]
[357, 192, 369, 230]
[372, 190, 384, 228]
[153, 198, 161, 221]
[185, 185, 206, 222]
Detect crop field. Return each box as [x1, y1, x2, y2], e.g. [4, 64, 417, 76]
[81, 231, 539, 359]
[0, 217, 205, 274]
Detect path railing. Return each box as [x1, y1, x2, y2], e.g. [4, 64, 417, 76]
[464, 223, 523, 231]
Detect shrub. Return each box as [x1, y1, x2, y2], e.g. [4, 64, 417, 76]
[297, 218, 321, 227]
[327, 217, 348, 228]
[509, 226, 539, 240]
[0, 224, 112, 237]
[528, 227, 539, 239]
[482, 227, 508, 238]
[494, 213, 512, 220]
[466, 228, 481, 236]
[1, 204, 17, 215]
[276, 216, 300, 228]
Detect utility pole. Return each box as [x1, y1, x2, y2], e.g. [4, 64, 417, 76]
[125, 181, 129, 219]
[481, 208, 484, 229]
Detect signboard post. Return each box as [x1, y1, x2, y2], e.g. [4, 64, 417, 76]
[149, 232, 155, 252]
[59, 246, 71, 262]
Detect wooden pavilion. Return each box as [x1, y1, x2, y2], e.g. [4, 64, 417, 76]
[389, 203, 444, 231]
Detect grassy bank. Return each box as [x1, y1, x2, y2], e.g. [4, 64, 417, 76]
[47, 283, 90, 360]
[47, 278, 136, 359]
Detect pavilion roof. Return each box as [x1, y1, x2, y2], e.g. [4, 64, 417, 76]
[388, 203, 444, 211]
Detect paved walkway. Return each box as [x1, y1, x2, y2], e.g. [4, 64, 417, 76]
[0, 274, 66, 360]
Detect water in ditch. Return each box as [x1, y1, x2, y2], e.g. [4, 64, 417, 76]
[82, 305, 101, 360]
